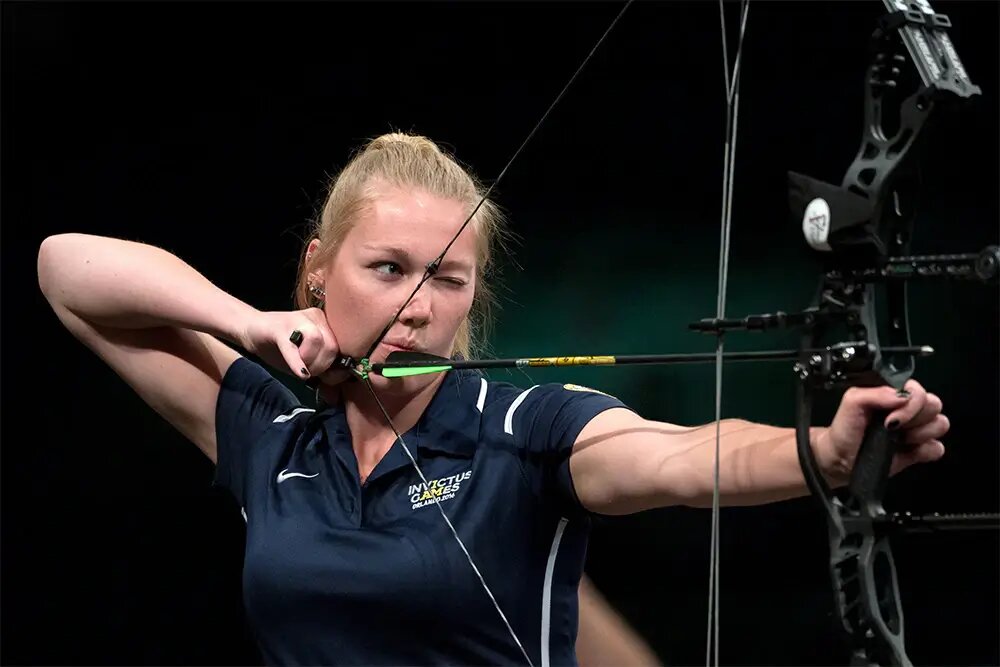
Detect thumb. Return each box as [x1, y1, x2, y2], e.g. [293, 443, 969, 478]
[890, 439, 946, 476]
[281, 335, 311, 380]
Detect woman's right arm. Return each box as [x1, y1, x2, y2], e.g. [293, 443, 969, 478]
[36, 233, 264, 462]
[37, 232, 349, 466]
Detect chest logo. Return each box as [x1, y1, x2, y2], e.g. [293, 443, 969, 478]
[277, 468, 320, 483]
[408, 470, 472, 510]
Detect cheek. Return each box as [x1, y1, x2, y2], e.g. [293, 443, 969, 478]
[322, 269, 389, 348]
[337, 273, 374, 309]
[440, 283, 476, 323]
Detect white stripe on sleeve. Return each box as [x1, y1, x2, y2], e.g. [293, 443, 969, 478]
[504, 386, 538, 435]
[476, 378, 488, 412]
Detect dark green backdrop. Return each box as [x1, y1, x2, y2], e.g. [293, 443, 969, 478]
[4, 2, 997, 665]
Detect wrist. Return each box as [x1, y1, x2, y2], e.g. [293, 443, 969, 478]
[812, 427, 850, 488]
[214, 299, 260, 351]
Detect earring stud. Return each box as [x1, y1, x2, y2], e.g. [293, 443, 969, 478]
[309, 283, 326, 299]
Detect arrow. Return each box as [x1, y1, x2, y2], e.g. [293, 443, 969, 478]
[367, 345, 934, 378]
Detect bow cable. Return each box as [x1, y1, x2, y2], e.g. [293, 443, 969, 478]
[353, 3, 635, 665]
[708, 2, 750, 666]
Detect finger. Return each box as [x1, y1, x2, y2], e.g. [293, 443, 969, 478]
[294, 321, 337, 377]
[312, 332, 344, 376]
[288, 322, 329, 377]
[883, 380, 928, 431]
[841, 385, 913, 425]
[281, 332, 311, 379]
[900, 414, 950, 447]
[897, 392, 943, 431]
[891, 439, 945, 475]
[306, 308, 340, 375]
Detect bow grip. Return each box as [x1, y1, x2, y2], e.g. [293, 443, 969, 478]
[847, 409, 899, 511]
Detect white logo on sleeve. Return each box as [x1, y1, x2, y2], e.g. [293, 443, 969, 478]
[277, 468, 320, 483]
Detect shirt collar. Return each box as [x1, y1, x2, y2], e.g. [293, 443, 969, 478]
[317, 369, 483, 459]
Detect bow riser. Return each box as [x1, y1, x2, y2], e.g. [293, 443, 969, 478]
[791, 15, 933, 665]
[795, 322, 911, 666]
[792, 4, 992, 664]
[696, 3, 994, 664]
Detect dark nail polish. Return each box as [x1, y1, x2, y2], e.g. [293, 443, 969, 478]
[887, 419, 900, 431]
[301, 367, 309, 377]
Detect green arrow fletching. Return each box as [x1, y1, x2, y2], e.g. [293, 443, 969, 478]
[381, 364, 453, 378]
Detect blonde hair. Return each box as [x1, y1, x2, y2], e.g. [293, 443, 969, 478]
[294, 132, 506, 359]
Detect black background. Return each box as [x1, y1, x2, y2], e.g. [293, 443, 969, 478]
[3, 2, 998, 665]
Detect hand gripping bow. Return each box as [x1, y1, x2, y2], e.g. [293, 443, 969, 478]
[690, 2, 999, 665]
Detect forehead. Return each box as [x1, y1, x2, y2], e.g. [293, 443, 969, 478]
[350, 184, 477, 258]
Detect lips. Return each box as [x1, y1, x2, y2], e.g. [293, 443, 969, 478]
[381, 340, 419, 354]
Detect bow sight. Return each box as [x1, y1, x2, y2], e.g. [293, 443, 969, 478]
[690, 1, 998, 666]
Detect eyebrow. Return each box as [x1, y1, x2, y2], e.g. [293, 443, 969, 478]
[360, 244, 473, 273]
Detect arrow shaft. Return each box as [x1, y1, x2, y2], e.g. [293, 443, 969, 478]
[371, 346, 930, 374]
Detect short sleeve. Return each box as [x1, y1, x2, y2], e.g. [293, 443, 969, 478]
[508, 382, 634, 515]
[214, 356, 300, 506]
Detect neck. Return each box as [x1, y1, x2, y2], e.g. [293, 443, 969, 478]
[323, 375, 446, 474]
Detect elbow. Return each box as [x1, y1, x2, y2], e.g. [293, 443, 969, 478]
[38, 233, 83, 295]
[37, 234, 62, 299]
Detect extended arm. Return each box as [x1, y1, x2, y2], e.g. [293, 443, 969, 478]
[569, 379, 945, 516]
[569, 408, 833, 515]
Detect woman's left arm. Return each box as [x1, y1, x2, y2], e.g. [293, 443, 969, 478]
[569, 380, 948, 515]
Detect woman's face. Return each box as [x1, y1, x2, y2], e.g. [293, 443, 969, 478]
[320, 183, 477, 393]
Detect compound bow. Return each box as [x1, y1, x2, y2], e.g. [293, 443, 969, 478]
[322, 1, 998, 665]
[689, 1, 999, 665]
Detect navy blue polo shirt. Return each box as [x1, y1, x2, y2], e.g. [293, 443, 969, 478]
[214, 356, 631, 666]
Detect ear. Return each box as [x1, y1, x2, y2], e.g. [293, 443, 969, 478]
[306, 238, 325, 280]
[306, 238, 322, 263]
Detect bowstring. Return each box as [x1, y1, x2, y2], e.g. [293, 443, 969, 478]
[361, 379, 533, 664]
[362, 0, 635, 364]
[355, 3, 635, 665]
[708, 2, 749, 666]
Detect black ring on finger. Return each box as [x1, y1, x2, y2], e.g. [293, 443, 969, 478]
[289, 329, 304, 346]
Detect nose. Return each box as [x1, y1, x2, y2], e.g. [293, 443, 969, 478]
[398, 284, 432, 328]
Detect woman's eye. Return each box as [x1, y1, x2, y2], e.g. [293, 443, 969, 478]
[371, 261, 465, 287]
[372, 261, 402, 277]
[436, 277, 467, 288]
